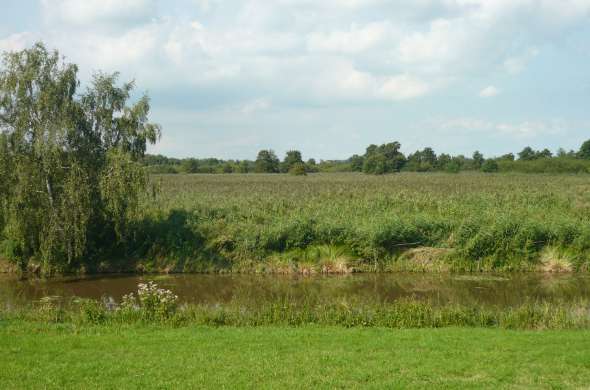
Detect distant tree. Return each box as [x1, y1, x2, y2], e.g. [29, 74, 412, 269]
[363, 153, 388, 175]
[481, 159, 499, 173]
[222, 162, 234, 173]
[538, 148, 552, 159]
[305, 158, 318, 173]
[518, 146, 536, 161]
[237, 160, 250, 173]
[454, 155, 467, 168]
[349, 154, 364, 172]
[579, 139, 590, 160]
[421, 147, 437, 166]
[518, 146, 553, 160]
[289, 162, 307, 176]
[472, 151, 484, 169]
[282, 150, 303, 172]
[437, 153, 452, 169]
[365, 144, 378, 156]
[362, 142, 406, 174]
[556, 148, 567, 158]
[181, 158, 199, 173]
[406, 147, 437, 171]
[498, 153, 515, 161]
[445, 159, 461, 173]
[255, 150, 280, 173]
[0, 43, 160, 273]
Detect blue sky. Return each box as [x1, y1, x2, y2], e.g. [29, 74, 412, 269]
[1, 0, 589, 160]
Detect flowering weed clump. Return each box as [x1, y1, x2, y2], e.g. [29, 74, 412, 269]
[120, 281, 178, 321]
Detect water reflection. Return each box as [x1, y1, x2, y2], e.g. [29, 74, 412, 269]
[1, 273, 590, 308]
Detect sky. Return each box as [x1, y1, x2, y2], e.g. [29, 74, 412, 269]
[1, 0, 589, 160]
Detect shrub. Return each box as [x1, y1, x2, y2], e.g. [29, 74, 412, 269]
[289, 163, 307, 176]
[120, 281, 178, 321]
[481, 159, 499, 173]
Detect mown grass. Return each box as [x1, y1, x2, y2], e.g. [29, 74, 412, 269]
[2, 322, 590, 389]
[103, 172, 590, 273]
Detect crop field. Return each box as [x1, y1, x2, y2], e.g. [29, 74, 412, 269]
[112, 172, 590, 273]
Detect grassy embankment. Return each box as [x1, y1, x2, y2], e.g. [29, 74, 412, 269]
[1, 321, 590, 388]
[106, 172, 590, 273]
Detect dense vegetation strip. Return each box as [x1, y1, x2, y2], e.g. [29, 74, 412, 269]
[4, 172, 590, 274]
[143, 140, 590, 175]
[4, 282, 590, 330]
[113, 173, 589, 274]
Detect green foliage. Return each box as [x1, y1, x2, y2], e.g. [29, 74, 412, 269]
[181, 158, 199, 173]
[281, 150, 303, 173]
[444, 158, 461, 173]
[7, 293, 590, 330]
[120, 281, 178, 321]
[95, 173, 589, 274]
[142, 138, 590, 175]
[255, 150, 280, 173]
[497, 157, 590, 174]
[518, 146, 553, 160]
[362, 142, 406, 174]
[472, 151, 484, 169]
[305, 158, 318, 173]
[289, 162, 307, 176]
[579, 139, 590, 160]
[349, 154, 364, 172]
[406, 147, 437, 171]
[0, 43, 159, 274]
[481, 159, 499, 173]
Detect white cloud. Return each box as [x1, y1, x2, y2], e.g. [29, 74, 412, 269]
[41, 0, 157, 28]
[479, 85, 500, 98]
[240, 98, 271, 114]
[307, 22, 390, 53]
[0, 32, 36, 52]
[432, 117, 569, 139]
[3, 0, 590, 108]
[503, 47, 540, 74]
[496, 120, 566, 138]
[11, 0, 590, 105]
[379, 74, 431, 100]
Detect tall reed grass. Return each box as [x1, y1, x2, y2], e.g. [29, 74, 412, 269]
[6, 173, 586, 273]
[110, 172, 590, 273]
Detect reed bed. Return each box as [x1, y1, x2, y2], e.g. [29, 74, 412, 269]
[109, 172, 590, 273]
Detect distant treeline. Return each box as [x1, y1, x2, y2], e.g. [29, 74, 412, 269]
[144, 139, 590, 175]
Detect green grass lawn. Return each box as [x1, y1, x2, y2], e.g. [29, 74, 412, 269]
[2, 322, 589, 389]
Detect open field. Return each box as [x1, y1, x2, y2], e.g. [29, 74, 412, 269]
[1, 321, 590, 389]
[106, 172, 590, 273]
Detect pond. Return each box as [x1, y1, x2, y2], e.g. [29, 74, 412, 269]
[2, 273, 590, 309]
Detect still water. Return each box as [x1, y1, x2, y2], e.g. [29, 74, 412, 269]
[2, 273, 590, 308]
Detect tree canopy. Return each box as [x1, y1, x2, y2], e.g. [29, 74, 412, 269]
[255, 150, 280, 173]
[579, 140, 590, 160]
[281, 150, 303, 173]
[362, 142, 406, 174]
[518, 147, 552, 161]
[0, 43, 160, 274]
